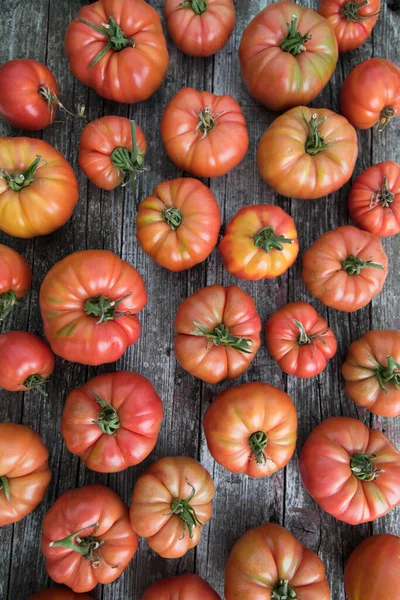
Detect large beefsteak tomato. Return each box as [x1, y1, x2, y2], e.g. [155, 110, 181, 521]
[141, 574, 220, 600]
[29, 590, 92, 600]
[318, 0, 380, 53]
[0, 243, 31, 322]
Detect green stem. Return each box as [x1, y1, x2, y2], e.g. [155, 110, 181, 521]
[190, 322, 253, 354]
[0, 475, 10, 502]
[350, 453, 384, 481]
[378, 106, 396, 132]
[162, 206, 183, 230]
[84, 293, 131, 324]
[341, 254, 384, 275]
[280, 15, 311, 55]
[23, 374, 49, 397]
[0, 155, 44, 191]
[272, 579, 297, 599]
[249, 431, 269, 466]
[49, 522, 120, 568]
[0, 291, 18, 322]
[254, 226, 294, 252]
[111, 120, 148, 199]
[293, 320, 328, 358]
[91, 392, 120, 435]
[341, 0, 379, 21]
[79, 15, 135, 69]
[167, 481, 202, 540]
[370, 176, 395, 208]
[304, 113, 332, 155]
[369, 355, 400, 391]
[195, 106, 218, 139]
[178, 0, 208, 14]
[39, 86, 86, 120]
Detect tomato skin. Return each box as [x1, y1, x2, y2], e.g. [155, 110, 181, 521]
[225, 522, 330, 600]
[141, 574, 220, 600]
[39, 250, 147, 366]
[136, 178, 221, 272]
[29, 590, 92, 600]
[160, 88, 249, 178]
[0, 244, 32, 322]
[257, 106, 358, 200]
[130, 456, 214, 558]
[266, 302, 337, 378]
[299, 416, 400, 524]
[218, 205, 298, 280]
[302, 225, 388, 312]
[318, 0, 380, 53]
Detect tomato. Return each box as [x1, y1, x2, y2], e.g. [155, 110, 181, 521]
[299, 416, 400, 524]
[0, 137, 79, 238]
[225, 522, 330, 600]
[239, 1, 338, 111]
[42, 484, 138, 592]
[130, 456, 214, 558]
[257, 106, 358, 200]
[340, 58, 400, 130]
[65, 0, 169, 103]
[218, 205, 299, 280]
[0, 244, 31, 322]
[29, 590, 92, 600]
[342, 330, 400, 417]
[302, 225, 388, 312]
[40, 250, 147, 366]
[174, 284, 261, 384]
[318, 0, 380, 53]
[160, 88, 249, 178]
[136, 178, 221, 272]
[141, 574, 220, 600]
[348, 161, 400, 237]
[203, 382, 297, 478]
[265, 302, 337, 378]
[61, 371, 163, 472]
[164, 0, 236, 57]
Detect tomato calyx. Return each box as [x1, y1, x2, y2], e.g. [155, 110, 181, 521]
[84, 293, 132, 324]
[350, 453, 384, 481]
[79, 15, 135, 70]
[23, 374, 49, 397]
[0, 291, 18, 323]
[294, 320, 328, 357]
[254, 226, 294, 253]
[341, 0, 379, 22]
[370, 176, 395, 208]
[162, 206, 183, 230]
[111, 120, 148, 199]
[0, 475, 10, 502]
[272, 579, 297, 599]
[178, 0, 208, 14]
[191, 321, 253, 354]
[0, 155, 44, 191]
[304, 114, 332, 155]
[378, 106, 396, 132]
[280, 15, 311, 56]
[249, 431, 270, 466]
[91, 392, 120, 435]
[341, 254, 384, 275]
[196, 106, 220, 140]
[39, 85, 86, 121]
[370, 355, 400, 391]
[167, 480, 202, 539]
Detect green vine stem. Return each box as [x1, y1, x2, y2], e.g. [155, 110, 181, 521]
[190, 322, 253, 354]
[0, 475, 10, 502]
[304, 113, 332, 155]
[293, 320, 328, 358]
[167, 481, 202, 539]
[0, 291, 18, 322]
[195, 106, 219, 139]
[378, 106, 396, 132]
[350, 453, 384, 481]
[162, 206, 183, 230]
[254, 226, 294, 252]
[272, 579, 298, 599]
[341, 0, 379, 21]
[368, 355, 400, 391]
[39, 85, 86, 121]
[0, 155, 44, 191]
[23, 374, 49, 397]
[84, 293, 132, 324]
[178, 0, 208, 14]
[111, 120, 148, 199]
[341, 254, 384, 275]
[91, 392, 120, 435]
[280, 15, 311, 55]
[79, 15, 135, 69]
[249, 431, 269, 466]
[370, 176, 395, 208]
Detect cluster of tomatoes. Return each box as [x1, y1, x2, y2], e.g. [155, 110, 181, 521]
[0, 0, 400, 599]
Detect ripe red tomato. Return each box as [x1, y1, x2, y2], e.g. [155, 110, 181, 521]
[40, 250, 147, 366]
[348, 161, 400, 237]
[130, 456, 214, 558]
[225, 522, 330, 600]
[160, 88, 249, 178]
[340, 58, 400, 130]
[218, 205, 298, 280]
[239, 1, 338, 111]
[257, 106, 358, 199]
[164, 0, 236, 57]
[203, 382, 297, 478]
[29, 590, 92, 600]
[318, 0, 380, 53]
[174, 284, 261, 384]
[61, 371, 163, 472]
[0, 137, 79, 238]
[42, 484, 138, 592]
[266, 302, 337, 378]
[65, 0, 169, 103]
[0, 243, 31, 322]
[0, 422, 51, 526]
[136, 178, 221, 272]
[141, 574, 220, 600]
[342, 330, 400, 417]
[302, 225, 388, 312]
[0, 331, 55, 395]
[299, 416, 400, 524]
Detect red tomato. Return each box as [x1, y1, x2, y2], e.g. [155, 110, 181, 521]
[265, 302, 337, 378]
[203, 382, 297, 478]
[348, 161, 400, 237]
[0, 331, 55, 395]
[61, 371, 163, 472]
[141, 574, 220, 600]
[174, 284, 261, 384]
[29, 590, 92, 600]
[164, 0, 236, 57]
[0, 422, 51, 526]
[130, 456, 214, 558]
[257, 106, 358, 200]
[342, 330, 400, 417]
[0, 243, 32, 322]
[299, 416, 400, 524]
[225, 523, 330, 600]
[239, 1, 338, 111]
[0, 137, 79, 238]
[40, 250, 147, 366]
[302, 225, 388, 312]
[136, 178, 221, 272]
[318, 0, 380, 53]
[42, 484, 138, 592]
[340, 58, 400, 130]
[218, 205, 299, 280]
[65, 0, 169, 103]
[160, 88, 249, 178]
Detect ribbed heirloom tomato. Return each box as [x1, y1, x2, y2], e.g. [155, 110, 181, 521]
[318, 0, 380, 53]
[141, 574, 220, 600]
[299, 416, 400, 524]
[29, 590, 93, 600]
[0, 244, 31, 322]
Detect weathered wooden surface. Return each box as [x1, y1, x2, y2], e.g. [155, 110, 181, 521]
[0, 1, 399, 598]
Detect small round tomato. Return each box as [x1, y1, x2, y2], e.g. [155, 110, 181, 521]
[299, 416, 400, 524]
[42, 484, 138, 593]
[302, 225, 388, 312]
[340, 58, 400, 130]
[348, 161, 400, 237]
[257, 106, 358, 200]
[342, 330, 400, 417]
[164, 0, 236, 57]
[136, 178, 221, 272]
[130, 456, 214, 558]
[61, 371, 163, 472]
[203, 382, 297, 478]
[174, 284, 261, 384]
[40, 250, 147, 366]
[141, 574, 220, 600]
[29, 590, 92, 600]
[318, 0, 380, 53]
[161, 87, 249, 178]
[0, 244, 32, 322]
[266, 302, 337, 378]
